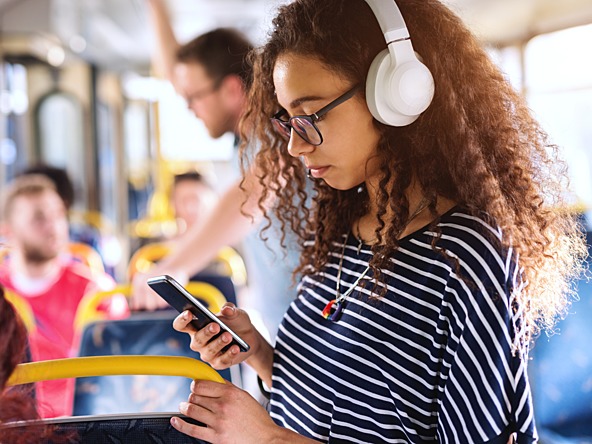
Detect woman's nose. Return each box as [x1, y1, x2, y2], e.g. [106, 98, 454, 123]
[287, 131, 316, 158]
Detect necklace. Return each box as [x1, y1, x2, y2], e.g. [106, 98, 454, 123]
[322, 197, 431, 322]
[322, 239, 371, 321]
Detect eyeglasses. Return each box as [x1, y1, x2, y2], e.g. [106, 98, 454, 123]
[185, 77, 224, 105]
[270, 85, 360, 146]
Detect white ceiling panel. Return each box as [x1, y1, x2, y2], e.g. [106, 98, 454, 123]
[1, 0, 591, 70]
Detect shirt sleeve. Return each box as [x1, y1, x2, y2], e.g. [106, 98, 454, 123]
[436, 258, 537, 443]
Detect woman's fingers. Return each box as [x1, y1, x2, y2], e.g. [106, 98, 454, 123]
[170, 416, 214, 442]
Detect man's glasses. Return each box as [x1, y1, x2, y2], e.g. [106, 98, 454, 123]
[270, 85, 360, 146]
[185, 77, 224, 106]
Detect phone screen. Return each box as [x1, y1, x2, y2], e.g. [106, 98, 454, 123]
[147, 275, 250, 352]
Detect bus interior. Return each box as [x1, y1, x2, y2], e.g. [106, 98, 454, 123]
[1, 0, 591, 442]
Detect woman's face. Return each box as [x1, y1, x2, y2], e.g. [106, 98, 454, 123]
[273, 53, 381, 191]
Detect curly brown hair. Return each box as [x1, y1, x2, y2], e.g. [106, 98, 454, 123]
[238, 0, 587, 341]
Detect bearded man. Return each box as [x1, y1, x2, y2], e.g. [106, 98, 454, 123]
[0, 174, 127, 418]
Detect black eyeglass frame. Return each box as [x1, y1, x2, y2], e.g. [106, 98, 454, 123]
[270, 84, 361, 146]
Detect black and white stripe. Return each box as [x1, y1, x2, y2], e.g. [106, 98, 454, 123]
[269, 209, 537, 443]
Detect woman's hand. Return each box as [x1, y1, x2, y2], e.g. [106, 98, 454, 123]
[172, 303, 262, 370]
[171, 380, 283, 443]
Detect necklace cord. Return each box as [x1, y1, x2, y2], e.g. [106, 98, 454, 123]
[329, 197, 432, 320]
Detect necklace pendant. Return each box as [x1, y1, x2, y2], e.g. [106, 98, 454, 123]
[322, 299, 346, 322]
[322, 299, 336, 319]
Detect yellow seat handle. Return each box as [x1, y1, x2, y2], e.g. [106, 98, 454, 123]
[7, 355, 225, 386]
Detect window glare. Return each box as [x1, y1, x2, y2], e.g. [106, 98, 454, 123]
[491, 23, 592, 210]
[526, 24, 592, 209]
[525, 24, 592, 93]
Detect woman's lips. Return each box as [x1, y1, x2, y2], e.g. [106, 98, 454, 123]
[308, 166, 330, 178]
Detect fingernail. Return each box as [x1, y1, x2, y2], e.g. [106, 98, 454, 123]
[209, 324, 217, 333]
[182, 311, 189, 321]
[221, 334, 230, 343]
[171, 417, 179, 426]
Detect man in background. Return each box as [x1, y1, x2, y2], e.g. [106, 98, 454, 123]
[0, 175, 128, 418]
[133, 0, 300, 344]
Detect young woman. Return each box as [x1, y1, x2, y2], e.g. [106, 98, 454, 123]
[171, 0, 586, 442]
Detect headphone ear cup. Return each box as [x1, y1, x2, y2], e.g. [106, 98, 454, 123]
[366, 48, 435, 126]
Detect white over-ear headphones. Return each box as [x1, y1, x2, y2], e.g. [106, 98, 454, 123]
[364, 0, 435, 126]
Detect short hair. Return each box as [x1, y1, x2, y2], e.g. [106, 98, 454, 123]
[1, 175, 58, 222]
[18, 164, 74, 210]
[176, 28, 254, 87]
[173, 171, 212, 190]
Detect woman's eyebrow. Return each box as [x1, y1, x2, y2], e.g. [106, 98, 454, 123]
[289, 94, 325, 110]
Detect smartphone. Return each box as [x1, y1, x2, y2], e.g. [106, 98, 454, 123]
[146, 275, 250, 352]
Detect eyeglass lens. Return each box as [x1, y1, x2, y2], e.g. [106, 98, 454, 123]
[272, 117, 321, 145]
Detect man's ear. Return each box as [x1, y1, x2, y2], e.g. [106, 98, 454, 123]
[220, 74, 246, 102]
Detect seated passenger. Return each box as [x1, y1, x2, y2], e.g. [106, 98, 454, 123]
[0, 175, 128, 418]
[170, 171, 229, 278]
[171, 171, 218, 238]
[130, 171, 223, 278]
[18, 164, 108, 271]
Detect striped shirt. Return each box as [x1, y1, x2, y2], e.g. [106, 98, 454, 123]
[269, 209, 537, 443]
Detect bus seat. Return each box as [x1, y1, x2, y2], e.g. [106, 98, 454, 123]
[67, 242, 106, 276]
[188, 272, 237, 306]
[71, 284, 238, 416]
[528, 231, 592, 443]
[0, 413, 209, 444]
[215, 246, 248, 287]
[73, 313, 235, 415]
[127, 242, 171, 280]
[5, 355, 220, 443]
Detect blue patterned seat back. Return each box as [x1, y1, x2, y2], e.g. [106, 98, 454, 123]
[529, 231, 592, 442]
[73, 311, 231, 416]
[2, 413, 208, 443]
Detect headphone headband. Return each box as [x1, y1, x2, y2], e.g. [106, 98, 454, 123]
[364, 0, 409, 43]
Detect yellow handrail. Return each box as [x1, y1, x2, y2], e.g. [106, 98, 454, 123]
[7, 355, 225, 387]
